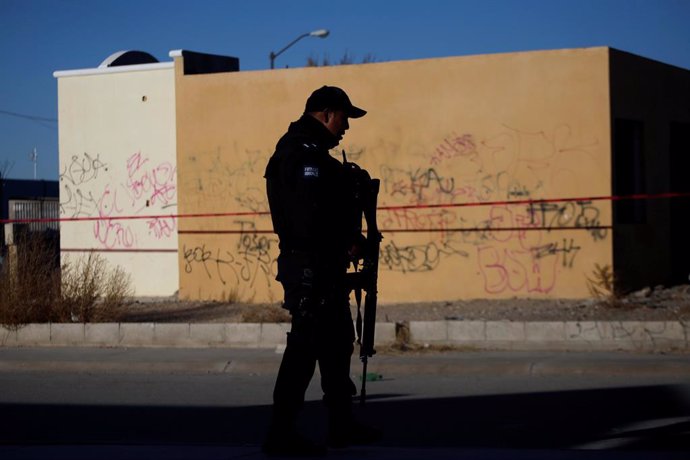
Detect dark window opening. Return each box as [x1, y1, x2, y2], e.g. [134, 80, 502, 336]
[669, 121, 690, 284]
[613, 119, 646, 224]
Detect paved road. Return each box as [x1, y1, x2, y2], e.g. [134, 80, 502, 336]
[1, 348, 689, 459]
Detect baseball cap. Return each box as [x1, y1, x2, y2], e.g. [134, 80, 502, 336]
[304, 86, 367, 118]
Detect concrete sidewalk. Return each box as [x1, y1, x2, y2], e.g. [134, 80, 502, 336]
[1, 319, 688, 351]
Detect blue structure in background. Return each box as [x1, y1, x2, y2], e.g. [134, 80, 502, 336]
[1, 179, 59, 221]
[0, 178, 59, 266]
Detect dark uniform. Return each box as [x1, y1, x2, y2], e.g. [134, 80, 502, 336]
[263, 87, 379, 455]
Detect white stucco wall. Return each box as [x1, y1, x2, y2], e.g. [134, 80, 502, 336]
[55, 63, 178, 297]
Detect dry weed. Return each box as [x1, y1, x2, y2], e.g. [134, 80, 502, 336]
[241, 304, 290, 323]
[586, 263, 623, 308]
[59, 252, 133, 322]
[0, 235, 132, 327]
[0, 233, 59, 328]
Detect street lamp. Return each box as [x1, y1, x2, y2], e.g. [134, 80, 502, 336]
[270, 29, 330, 69]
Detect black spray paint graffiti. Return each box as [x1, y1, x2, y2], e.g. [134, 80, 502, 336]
[60, 185, 99, 218]
[235, 220, 277, 287]
[59, 153, 109, 218]
[531, 238, 582, 268]
[380, 166, 458, 205]
[183, 244, 232, 282]
[234, 187, 268, 213]
[527, 201, 608, 241]
[388, 170, 541, 204]
[183, 221, 278, 291]
[379, 238, 469, 273]
[60, 153, 109, 187]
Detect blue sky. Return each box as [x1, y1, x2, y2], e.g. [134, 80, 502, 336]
[1, 0, 689, 180]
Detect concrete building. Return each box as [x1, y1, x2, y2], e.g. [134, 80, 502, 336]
[54, 51, 180, 297]
[54, 47, 690, 302]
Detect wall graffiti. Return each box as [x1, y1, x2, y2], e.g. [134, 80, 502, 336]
[532, 238, 581, 268]
[181, 148, 269, 213]
[380, 166, 460, 205]
[147, 216, 176, 240]
[93, 183, 135, 249]
[379, 238, 469, 273]
[59, 151, 178, 249]
[178, 147, 277, 299]
[59, 153, 107, 218]
[476, 238, 581, 294]
[380, 208, 458, 235]
[477, 245, 559, 294]
[236, 220, 277, 288]
[429, 132, 478, 166]
[176, 122, 606, 299]
[182, 221, 278, 296]
[370, 123, 607, 295]
[60, 152, 109, 187]
[124, 151, 176, 208]
[60, 184, 99, 218]
[526, 200, 608, 241]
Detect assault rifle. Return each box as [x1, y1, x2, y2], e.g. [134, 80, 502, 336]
[342, 152, 382, 405]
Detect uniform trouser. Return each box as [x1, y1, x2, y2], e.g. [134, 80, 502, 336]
[270, 264, 356, 429]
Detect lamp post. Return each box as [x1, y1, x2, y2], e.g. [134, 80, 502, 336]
[270, 29, 329, 69]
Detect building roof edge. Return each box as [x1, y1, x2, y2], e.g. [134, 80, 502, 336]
[53, 61, 173, 79]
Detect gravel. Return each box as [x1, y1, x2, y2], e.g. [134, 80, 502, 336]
[119, 285, 690, 323]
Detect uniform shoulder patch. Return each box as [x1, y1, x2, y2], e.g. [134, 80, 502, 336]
[303, 166, 319, 178]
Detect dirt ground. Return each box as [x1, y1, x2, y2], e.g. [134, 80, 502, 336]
[119, 284, 690, 323]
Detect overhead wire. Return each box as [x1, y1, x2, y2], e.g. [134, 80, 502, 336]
[0, 109, 57, 129]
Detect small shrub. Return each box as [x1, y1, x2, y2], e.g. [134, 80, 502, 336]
[0, 233, 60, 328]
[58, 252, 133, 322]
[586, 263, 621, 307]
[0, 236, 132, 328]
[100, 265, 133, 316]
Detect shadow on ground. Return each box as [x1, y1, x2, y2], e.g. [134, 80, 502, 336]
[2, 385, 689, 452]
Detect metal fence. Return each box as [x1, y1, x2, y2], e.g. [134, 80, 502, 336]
[9, 199, 59, 232]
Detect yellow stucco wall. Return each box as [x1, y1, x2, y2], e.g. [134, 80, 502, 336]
[174, 47, 612, 303]
[56, 65, 179, 296]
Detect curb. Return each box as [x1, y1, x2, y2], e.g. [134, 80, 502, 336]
[1, 320, 688, 351]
